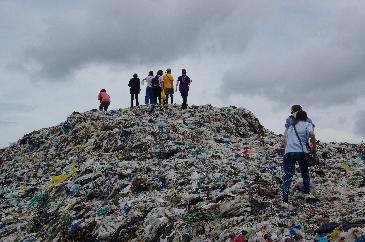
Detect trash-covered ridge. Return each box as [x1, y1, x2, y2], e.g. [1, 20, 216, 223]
[0, 105, 364, 241]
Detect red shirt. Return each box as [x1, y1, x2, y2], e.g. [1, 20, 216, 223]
[98, 92, 110, 102]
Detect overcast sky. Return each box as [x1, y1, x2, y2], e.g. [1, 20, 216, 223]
[1, 0, 365, 147]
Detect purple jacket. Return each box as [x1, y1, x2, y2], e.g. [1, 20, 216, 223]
[178, 75, 191, 93]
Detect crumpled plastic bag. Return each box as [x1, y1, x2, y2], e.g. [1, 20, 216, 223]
[48, 167, 79, 189]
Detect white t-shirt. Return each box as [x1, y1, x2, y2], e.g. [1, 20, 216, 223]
[158, 76, 163, 88]
[143, 76, 154, 87]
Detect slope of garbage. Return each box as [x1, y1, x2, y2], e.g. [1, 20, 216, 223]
[0, 105, 364, 242]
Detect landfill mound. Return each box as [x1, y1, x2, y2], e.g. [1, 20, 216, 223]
[0, 105, 364, 241]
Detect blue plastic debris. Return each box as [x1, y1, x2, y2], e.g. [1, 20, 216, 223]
[123, 205, 131, 215]
[70, 184, 81, 196]
[159, 183, 168, 190]
[314, 235, 329, 242]
[106, 110, 117, 116]
[355, 235, 365, 242]
[289, 224, 302, 236]
[62, 122, 72, 134]
[0, 223, 6, 230]
[69, 219, 83, 232]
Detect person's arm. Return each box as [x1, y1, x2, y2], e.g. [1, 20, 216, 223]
[141, 78, 146, 86]
[158, 76, 162, 88]
[309, 131, 316, 153]
[281, 116, 292, 147]
[176, 77, 180, 92]
[162, 76, 165, 89]
[282, 127, 288, 148]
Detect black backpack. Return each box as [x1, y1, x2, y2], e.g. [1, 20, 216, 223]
[151, 75, 160, 88]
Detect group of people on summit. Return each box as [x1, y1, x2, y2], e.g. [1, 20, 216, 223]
[98, 68, 192, 111]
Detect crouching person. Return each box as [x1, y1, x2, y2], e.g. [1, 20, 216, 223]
[98, 89, 111, 111]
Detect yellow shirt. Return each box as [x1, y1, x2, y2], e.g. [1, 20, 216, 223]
[163, 74, 174, 89]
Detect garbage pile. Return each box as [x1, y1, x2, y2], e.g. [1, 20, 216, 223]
[0, 105, 364, 241]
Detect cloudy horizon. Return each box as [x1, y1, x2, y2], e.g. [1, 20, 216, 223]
[1, 0, 365, 148]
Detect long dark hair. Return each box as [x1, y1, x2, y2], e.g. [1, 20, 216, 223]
[296, 110, 308, 121]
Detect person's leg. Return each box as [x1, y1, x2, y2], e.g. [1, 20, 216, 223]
[136, 93, 139, 106]
[298, 154, 310, 194]
[169, 89, 173, 104]
[104, 102, 110, 111]
[158, 89, 162, 104]
[185, 92, 188, 107]
[181, 92, 185, 108]
[154, 89, 159, 104]
[181, 92, 187, 108]
[99, 102, 103, 111]
[130, 94, 134, 107]
[164, 89, 168, 105]
[151, 89, 156, 104]
[282, 153, 296, 203]
[145, 87, 149, 105]
[148, 87, 154, 104]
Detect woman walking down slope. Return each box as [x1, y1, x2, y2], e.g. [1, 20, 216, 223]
[282, 110, 317, 204]
[152, 70, 163, 104]
[142, 71, 154, 105]
[128, 73, 141, 107]
[98, 89, 111, 111]
[162, 68, 174, 104]
[176, 69, 192, 109]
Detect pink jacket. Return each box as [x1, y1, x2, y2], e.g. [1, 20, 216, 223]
[98, 92, 110, 102]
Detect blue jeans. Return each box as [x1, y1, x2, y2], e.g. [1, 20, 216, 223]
[145, 87, 154, 105]
[282, 152, 310, 202]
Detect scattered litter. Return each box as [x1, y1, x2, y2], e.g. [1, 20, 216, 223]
[0, 105, 364, 241]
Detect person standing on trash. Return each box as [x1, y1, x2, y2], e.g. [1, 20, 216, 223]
[152, 70, 163, 104]
[162, 68, 174, 104]
[98, 89, 111, 111]
[175, 69, 192, 109]
[128, 73, 140, 107]
[282, 110, 316, 204]
[142, 71, 154, 105]
[282, 105, 315, 148]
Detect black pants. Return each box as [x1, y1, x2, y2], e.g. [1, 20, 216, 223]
[153, 88, 161, 104]
[181, 91, 188, 109]
[99, 101, 110, 111]
[131, 93, 139, 107]
[164, 88, 174, 104]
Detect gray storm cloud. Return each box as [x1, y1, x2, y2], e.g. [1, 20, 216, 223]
[24, 0, 271, 79]
[0, 102, 34, 126]
[221, 3, 365, 107]
[355, 111, 365, 137]
[0, 102, 34, 113]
